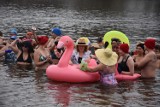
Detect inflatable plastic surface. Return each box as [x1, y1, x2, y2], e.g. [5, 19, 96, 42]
[46, 36, 100, 83]
[103, 30, 130, 49]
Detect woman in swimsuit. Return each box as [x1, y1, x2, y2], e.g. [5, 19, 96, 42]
[16, 41, 34, 65]
[34, 36, 52, 71]
[117, 43, 134, 76]
[4, 38, 34, 65]
[81, 48, 118, 86]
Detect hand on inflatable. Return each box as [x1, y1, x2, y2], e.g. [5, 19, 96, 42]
[84, 58, 90, 64]
[80, 61, 88, 71]
[5, 49, 12, 53]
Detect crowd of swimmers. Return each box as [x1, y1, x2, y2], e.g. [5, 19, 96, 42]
[0, 27, 160, 86]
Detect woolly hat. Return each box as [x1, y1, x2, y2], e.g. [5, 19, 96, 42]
[37, 36, 49, 45]
[119, 43, 129, 53]
[144, 38, 155, 49]
[51, 28, 62, 36]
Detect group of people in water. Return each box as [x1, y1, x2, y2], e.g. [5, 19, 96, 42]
[0, 27, 160, 86]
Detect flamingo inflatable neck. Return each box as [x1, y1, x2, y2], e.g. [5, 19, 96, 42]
[57, 36, 74, 68]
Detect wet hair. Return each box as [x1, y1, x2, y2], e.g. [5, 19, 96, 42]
[104, 41, 109, 48]
[137, 43, 145, 51]
[0, 31, 2, 36]
[136, 43, 145, 55]
[17, 41, 34, 53]
[55, 41, 58, 46]
[155, 44, 160, 51]
[97, 37, 103, 43]
[111, 38, 121, 43]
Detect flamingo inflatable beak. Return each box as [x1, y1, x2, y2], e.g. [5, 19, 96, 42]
[57, 41, 64, 49]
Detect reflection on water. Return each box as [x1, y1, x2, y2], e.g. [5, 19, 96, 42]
[0, 0, 160, 107]
[1, 62, 160, 107]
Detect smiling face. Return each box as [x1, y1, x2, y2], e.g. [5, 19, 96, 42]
[118, 48, 125, 56]
[77, 45, 87, 53]
[136, 46, 145, 55]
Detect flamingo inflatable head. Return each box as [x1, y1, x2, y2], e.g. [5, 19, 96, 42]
[57, 36, 74, 49]
[46, 36, 100, 83]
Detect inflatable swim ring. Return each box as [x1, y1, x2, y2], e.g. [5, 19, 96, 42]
[115, 64, 141, 80]
[103, 30, 130, 49]
[115, 73, 141, 80]
[46, 36, 100, 83]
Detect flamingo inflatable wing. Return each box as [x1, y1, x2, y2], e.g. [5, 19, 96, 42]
[46, 36, 100, 83]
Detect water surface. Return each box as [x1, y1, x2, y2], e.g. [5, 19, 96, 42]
[0, 0, 160, 107]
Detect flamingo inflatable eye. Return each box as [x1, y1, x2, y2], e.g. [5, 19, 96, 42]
[66, 40, 69, 44]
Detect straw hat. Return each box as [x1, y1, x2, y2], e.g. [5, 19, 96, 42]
[76, 37, 90, 46]
[95, 48, 118, 66]
[91, 43, 100, 49]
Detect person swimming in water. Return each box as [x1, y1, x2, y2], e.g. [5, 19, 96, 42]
[135, 38, 157, 78]
[117, 43, 135, 76]
[34, 36, 53, 71]
[81, 48, 118, 86]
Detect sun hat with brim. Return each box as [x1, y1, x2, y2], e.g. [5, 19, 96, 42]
[95, 48, 118, 66]
[76, 37, 90, 46]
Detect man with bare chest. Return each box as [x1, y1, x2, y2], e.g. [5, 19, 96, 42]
[135, 38, 157, 78]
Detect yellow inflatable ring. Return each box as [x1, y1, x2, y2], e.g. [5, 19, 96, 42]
[103, 30, 130, 49]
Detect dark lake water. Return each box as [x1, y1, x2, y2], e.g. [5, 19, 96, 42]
[0, 0, 160, 107]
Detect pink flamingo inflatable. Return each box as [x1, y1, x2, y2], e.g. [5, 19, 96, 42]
[46, 36, 100, 83]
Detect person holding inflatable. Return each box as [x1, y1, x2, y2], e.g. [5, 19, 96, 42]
[70, 38, 91, 64]
[117, 43, 135, 76]
[34, 36, 53, 71]
[135, 38, 157, 78]
[81, 48, 118, 86]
